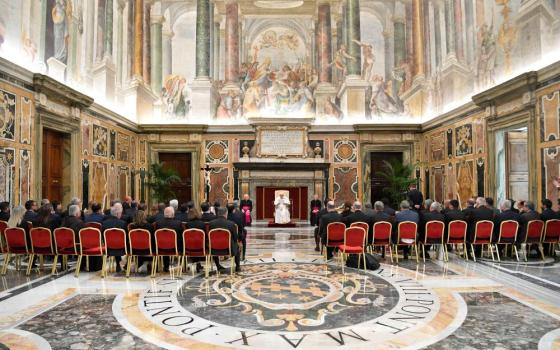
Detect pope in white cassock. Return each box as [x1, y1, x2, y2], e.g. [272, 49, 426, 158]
[274, 193, 291, 224]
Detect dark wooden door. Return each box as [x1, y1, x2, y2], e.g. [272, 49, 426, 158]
[158, 152, 192, 204]
[42, 129, 65, 202]
[506, 131, 528, 201]
[370, 152, 403, 203]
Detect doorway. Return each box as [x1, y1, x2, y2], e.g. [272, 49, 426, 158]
[255, 186, 308, 220]
[42, 129, 71, 203]
[495, 127, 528, 203]
[158, 152, 192, 204]
[370, 152, 403, 203]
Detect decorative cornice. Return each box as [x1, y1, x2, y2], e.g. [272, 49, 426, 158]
[33, 74, 94, 108]
[139, 124, 209, 133]
[472, 71, 538, 107]
[233, 162, 330, 170]
[353, 123, 422, 132]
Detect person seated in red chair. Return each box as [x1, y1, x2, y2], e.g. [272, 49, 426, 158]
[85, 202, 105, 224]
[319, 201, 343, 260]
[208, 207, 241, 272]
[0, 201, 10, 222]
[62, 205, 86, 243]
[102, 203, 128, 272]
[419, 201, 445, 259]
[32, 203, 61, 232]
[343, 201, 374, 244]
[155, 206, 183, 272]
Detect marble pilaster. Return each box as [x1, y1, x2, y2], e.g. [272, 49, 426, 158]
[150, 15, 163, 93]
[317, 3, 332, 83]
[133, 0, 144, 79]
[105, 0, 114, 57]
[116, 0, 125, 86]
[224, 0, 240, 89]
[444, 0, 456, 59]
[412, 0, 425, 80]
[454, 0, 464, 61]
[213, 22, 220, 81]
[162, 29, 173, 81]
[195, 0, 211, 78]
[142, 2, 151, 85]
[345, 0, 361, 77]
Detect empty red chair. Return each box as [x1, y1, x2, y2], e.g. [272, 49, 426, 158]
[394, 221, 418, 263]
[208, 228, 234, 275]
[470, 220, 494, 262]
[53, 227, 78, 273]
[86, 222, 102, 230]
[28, 227, 55, 275]
[154, 228, 178, 277]
[421, 221, 445, 262]
[543, 219, 560, 257]
[447, 220, 468, 261]
[76, 227, 105, 278]
[522, 220, 544, 261]
[372, 221, 393, 262]
[2, 227, 29, 275]
[339, 227, 367, 272]
[128, 229, 154, 277]
[182, 229, 208, 277]
[324, 222, 345, 261]
[104, 228, 128, 277]
[495, 220, 519, 261]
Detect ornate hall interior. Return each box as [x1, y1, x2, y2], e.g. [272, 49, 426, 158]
[1, 0, 560, 349]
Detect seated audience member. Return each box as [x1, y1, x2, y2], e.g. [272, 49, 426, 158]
[518, 201, 540, 246]
[208, 207, 241, 272]
[102, 203, 128, 272]
[485, 197, 500, 216]
[129, 210, 155, 273]
[51, 201, 63, 216]
[62, 205, 86, 242]
[227, 202, 246, 260]
[85, 202, 105, 224]
[493, 200, 521, 243]
[468, 197, 495, 241]
[419, 202, 445, 258]
[344, 201, 374, 244]
[540, 199, 560, 222]
[200, 202, 217, 222]
[155, 207, 183, 272]
[319, 201, 343, 260]
[63, 197, 83, 217]
[104, 200, 118, 216]
[7, 205, 31, 250]
[363, 203, 375, 217]
[184, 208, 214, 272]
[442, 199, 451, 214]
[393, 200, 420, 259]
[137, 202, 147, 211]
[381, 198, 396, 216]
[444, 200, 465, 223]
[0, 201, 10, 221]
[169, 199, 179, 213]
[23, 200, 38, 223]
[124, 200, 138, 221]
[422, 199, 434, 215]
[313, 199, 330, 251]
[186, 201, 195, 210]
[147, 203, 165, 224]
[175, 202, 189, 223]
[515, 200, 526, 214]
[372, 201, 392, 223]
[32, 204, 60, 232]
[341, 201, 353, 218]
[40, 198, 50, 206]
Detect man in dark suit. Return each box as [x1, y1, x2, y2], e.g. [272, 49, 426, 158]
[175, 203, 189, 223]
[240, 194, 253, 226]
[124, 200, 138, 222]
[227, 202, 246, 260]
[518, 201, 540, 246]
[102, 203, 128, 272]
[468, 197, 495, 257]
[313, 199, 330, 252]
[85, 202, 105, 224]
[444, 200, 465, 223]
[381, 198, 396, 216]
[393, 200, 419, 259]
[462, 198, 476, 223]
[372, 201, 392, 223]
[209, 207, 241, 272]
[200, 202, 217, 222]
[486, 197, 500, 216]
[23, 200, 38, 223]
[419, 202, 445, 258]
[493, 199, 521, 243]
[540, 199, 560, 222]
[406, 184, 424, 211]
[62, 205, 86, 242]
[0, 201, 10, 221]
[319, 201, 343, 259]
[310, 194, 322, 226]
[147, 203, 165, 224]
[344, 201, 375, 244]
[155, 207, 184, 272]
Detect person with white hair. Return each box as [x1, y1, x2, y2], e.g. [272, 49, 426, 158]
[318, 201, 343, 260]
[492, 199, 521, 244]
[419, 201, 445, 259]
[154, 206, 183, 272]
[169, 199, 179, 212]
[102, 203, 128, 272]
[344, 200, 374, 244]
[61, 204, 86, 242]
[393, 200, 419, 259]
[468, 196, 496, 257]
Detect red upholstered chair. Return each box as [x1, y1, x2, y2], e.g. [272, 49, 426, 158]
[208, 228, 234, 275]
[86, 222, 102, 230]
[339, 227, 367, 272]
[421, 221, 445, 262]
[53, 227, 78, 273]
[523, 220, 544, 261]
[543, 219, 560, 256]
[495, 220, 519, 261]
[28, 227, 56, 275]
[394, 221, 419, 263]
[154, 228, 178, 277]
[104, 228, 128, 277]
[470, 220, 494, 262]
[76, 227, 105, 278]
[128, 229, 155, 277]
[182, 229, 208, 277]
[324, 222, 346, 261]
[372, 221, 393, 263]
[1, 227, 29, 275]
[447, 220, 468, 261]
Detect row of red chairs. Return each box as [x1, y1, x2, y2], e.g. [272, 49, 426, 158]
[0, 223, 236, 277]
[323, 219, 560, 263]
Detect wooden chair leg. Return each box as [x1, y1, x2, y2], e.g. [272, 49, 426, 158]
[414, 244, 419, 263]
[394, 245, 399, 263]
[422, 244, 426, 263]
[26, 254, 34, 276]
[75, 255, 82, 278]
[362, 253, 367, 272]
[1, 253, 10, 275]
[513, 245, 519, 261]
[126, 256, 132, 278]
[470, 244, 476, 262]
[494, 244, 500, 262]
[51, 255, 58, 275]
[388, 245, 393, 263]
[86, 256, 89, 272]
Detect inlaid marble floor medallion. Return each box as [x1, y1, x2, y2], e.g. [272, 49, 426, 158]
[122, 258, 442, 349]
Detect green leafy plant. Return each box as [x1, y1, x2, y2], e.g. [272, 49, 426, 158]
[375, 159, 417, 209]
[144, 163, 181, 204]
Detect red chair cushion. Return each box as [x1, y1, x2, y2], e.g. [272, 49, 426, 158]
[373, 222, 392, 243]
[327, 223, 345, 246]
[339, 245, 364, 254]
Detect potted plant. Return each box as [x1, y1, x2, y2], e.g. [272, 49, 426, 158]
[144, 163, 181, 204]
[375, 159, 417, 209]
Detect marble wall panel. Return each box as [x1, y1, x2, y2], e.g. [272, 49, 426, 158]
[333, 167, 358, 206]
[455, 124, 473, 156]
[92, 125, 108, 157]
[0, 147, 15, 203]
[456, 161, 475, 206]
[19, 96, 32, 145]
[19, 149, 30, 204]
[0, 89, 16, 141]
[432, 166, 445, 203]
[117, 133, 130, 162]
[205, 140, 229, 164]
[333, 140, 357, 163]
[430, 131, 445, 162]
[82, 121, 90, 155]
[541, 90, 560, 142]
[542, 146, 560, 208]
[209, 167, 229, 205]
[91, 162, 108, 205]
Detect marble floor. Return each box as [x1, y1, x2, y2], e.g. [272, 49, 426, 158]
[1, 223, 559, 349]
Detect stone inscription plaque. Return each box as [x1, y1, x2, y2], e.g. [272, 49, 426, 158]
[259, 129, 305, 156]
